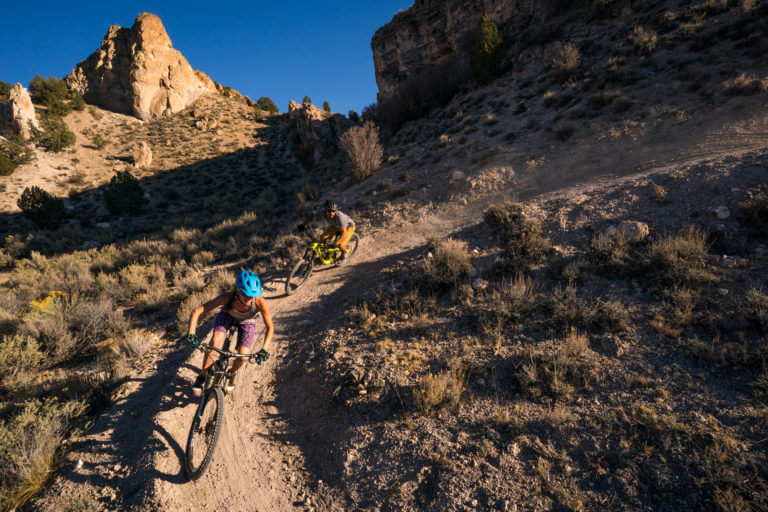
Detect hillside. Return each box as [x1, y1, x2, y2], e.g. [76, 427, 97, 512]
[1, 1, 767, 511]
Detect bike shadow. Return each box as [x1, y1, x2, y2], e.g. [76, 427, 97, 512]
[48, 326, 217, 507]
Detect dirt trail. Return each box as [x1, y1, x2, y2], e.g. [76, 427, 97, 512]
[33, 105, 768, 511]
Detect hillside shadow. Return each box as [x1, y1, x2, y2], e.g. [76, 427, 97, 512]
[0, 115, 312, 257]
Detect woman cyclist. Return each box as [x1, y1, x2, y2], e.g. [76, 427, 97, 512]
[186, 270, 273, 395]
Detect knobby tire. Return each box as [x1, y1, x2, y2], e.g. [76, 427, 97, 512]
[285, 257, 314, 295]
[334, 232, 360, 267]
[184, 386, 225, 480]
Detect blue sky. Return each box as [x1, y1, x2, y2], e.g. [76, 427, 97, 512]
[0, 1, 413, 115]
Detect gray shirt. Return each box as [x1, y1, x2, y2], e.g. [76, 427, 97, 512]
[320, 209, 355, 229]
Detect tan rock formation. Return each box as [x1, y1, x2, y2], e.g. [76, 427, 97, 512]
[288, 100, 353, 167]
[66, 13, 216, 121]
[0, 84, 39, 139]
[133, 141, 152, 168]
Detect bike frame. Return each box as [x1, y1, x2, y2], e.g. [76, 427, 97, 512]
[307, 241, 342, 265]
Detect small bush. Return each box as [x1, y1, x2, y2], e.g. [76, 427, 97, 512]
[646, 228, 715, 288]
[17, 186, 66, 230]
[0, 154, 14, 176]
[484, 203, 524, 235]
[0, 81, 10, 103]
[0, 334, 43, 376]
[70, 91, 86, 111]
[0, 134, 35, 166]
[322, 101, 331, 112]
[339, 121, 383, 182]
[588, 232, 633, 275]
[255, 96, 278, 114]
[628, 26, 658, 55]
[102, 170, 148, 216]
[91, 134, 109, 150]
[413, 367, 466, 415]
[33, 112, 76, 152]
[0, 398, 86, 510]
[348, 110, 360, 123]
[119, 328, 153, 359]
[28, 75, 71, 116]
[723, 73, 768, 96]
[745, 288, 768, 333]
[419, 238, 471, 290]
[736, 192, 768, 234]
[470, 15, 505, 86]
[552, 43, 580, 81]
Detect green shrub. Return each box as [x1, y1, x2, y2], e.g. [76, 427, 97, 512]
[28, 75, 72, 116]
[588, 232, 633, 275]
[0, 80, 10, 103]
[102, 170, 148, 216]
[70, 91, 86, 111]
[484, 203, 524, 236]
[91, 134, 109, 150]
[302, 95, 312, 105]
[256, 96, 278, 114]
[0, 134, 35, 166]
[0, 154, 14, 176]
[0, 334, 43, 375]
[322, 101, 331, 112]
[17, 186, 66, 230]
[348, 110, 360, 123]
[33, 112, 75, 152]
[470, 15, 505, 86]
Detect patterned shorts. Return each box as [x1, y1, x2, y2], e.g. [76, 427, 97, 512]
[213, 311, 257, 350]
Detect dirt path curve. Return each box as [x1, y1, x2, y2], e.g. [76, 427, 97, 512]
[33, 106, 768, 512]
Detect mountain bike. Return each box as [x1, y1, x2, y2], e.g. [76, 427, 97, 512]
[184, 328, 262, 480]
[285, 233, 360, 295]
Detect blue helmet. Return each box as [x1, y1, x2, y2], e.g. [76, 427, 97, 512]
[236, 270, 262, 297]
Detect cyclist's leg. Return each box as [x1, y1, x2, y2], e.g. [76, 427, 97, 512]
[203, 312, 230, 375]
[229, 320, 256, 376]
[337, 226, 355, 252]
[318, 226, 340, 244]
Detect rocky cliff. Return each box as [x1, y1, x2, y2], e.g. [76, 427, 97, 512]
[66, 13, 216, 121]
[0, 83, 39, 139]
[371, 0, 550, 112]
[288, 100, 353, 167]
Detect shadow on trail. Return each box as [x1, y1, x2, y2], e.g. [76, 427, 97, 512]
[52, 335, 212, 506]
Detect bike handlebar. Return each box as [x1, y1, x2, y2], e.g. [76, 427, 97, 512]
[196, 343, 259, 362]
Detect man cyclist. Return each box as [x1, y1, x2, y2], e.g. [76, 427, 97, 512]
[186, 270, 273, 395]
[296, 199, 356, 261]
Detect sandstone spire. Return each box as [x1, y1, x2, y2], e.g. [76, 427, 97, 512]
[66, 12, 216, 121]
[0, 84, 39, 139]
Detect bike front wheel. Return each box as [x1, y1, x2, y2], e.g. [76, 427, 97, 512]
[285, 257, 314, 295]
[184, 386, 224, 480]
[335, 232, 360, 267]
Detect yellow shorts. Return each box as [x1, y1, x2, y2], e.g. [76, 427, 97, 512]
[320, 226, 355, 246]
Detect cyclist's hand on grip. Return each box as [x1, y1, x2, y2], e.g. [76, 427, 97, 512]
[186, 333, 199, 347]
[254, 348, 269, 364]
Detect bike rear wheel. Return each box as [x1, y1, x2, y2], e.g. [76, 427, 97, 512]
[285, 257, 314, 295]
[335, 232, 360, 267]
[184, 386, 224, 480]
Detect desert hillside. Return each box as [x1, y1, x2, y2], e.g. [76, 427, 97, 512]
[1, 1, 767, 511]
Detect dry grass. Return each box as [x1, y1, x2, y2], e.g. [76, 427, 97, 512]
[645, 227, 716, 288]
[413, 366, 466, 415]
[419, 238, 472, 290]
[628, 25, 658, 55]
[552, 43, 580, 81]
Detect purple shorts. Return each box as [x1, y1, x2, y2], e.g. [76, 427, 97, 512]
[213, 311, 257, 350]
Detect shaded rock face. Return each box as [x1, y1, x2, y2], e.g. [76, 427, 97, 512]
[371, 0, 544, 107]
[66, 13, 216, 121]
[0, 84, 39, 139]
[288, 100, 353, 167]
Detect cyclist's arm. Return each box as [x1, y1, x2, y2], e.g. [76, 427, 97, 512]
[187, 292, 231, 336]
[256, 297, 274, 351]
[298, 213, 319, 228]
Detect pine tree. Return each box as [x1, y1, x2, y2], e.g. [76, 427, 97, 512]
[323, 101, 331, 112]
[470, 15, 505, 86]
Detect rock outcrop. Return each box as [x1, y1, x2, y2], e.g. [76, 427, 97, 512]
[0, 84, 39, 139]
[132, 141, 152, 168]
[66, 13, 216, 121]
[288, 100, 353, 167]
[371, 0, 543, 108]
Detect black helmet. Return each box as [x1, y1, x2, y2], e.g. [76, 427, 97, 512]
[324, 199, 338, 211]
